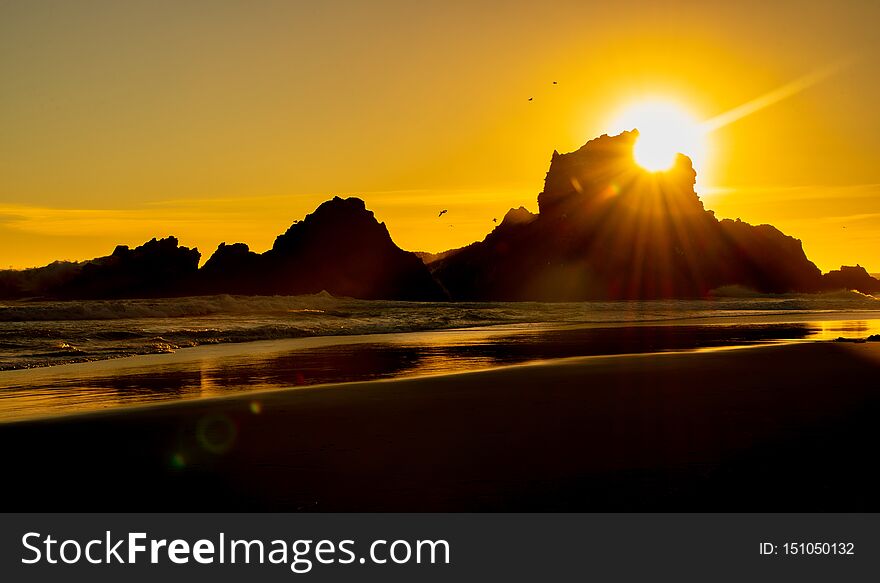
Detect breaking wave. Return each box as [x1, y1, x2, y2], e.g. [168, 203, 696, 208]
[1, 291, 879, 370]
[0, 292, 346, 322]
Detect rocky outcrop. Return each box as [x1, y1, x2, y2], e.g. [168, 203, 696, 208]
[821, 265, 880, 294]
[0, 261, 82, 299]
[0, 133, 872, 302]
[0, 237, 202, 299]
[430, 131, 825, 300]
[0, 200, 444, 301]
[199, 197, 446, 300]
[60, 237, 201, 299]
[198, 242, 263, 295]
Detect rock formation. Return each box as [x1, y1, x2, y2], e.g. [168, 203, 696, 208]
[821, 265, 880, 294]
[199, 197, 446, 300]
[0, 133, 876, 302]
[430, 131, 825, 300]
[62, 237, 201, 299]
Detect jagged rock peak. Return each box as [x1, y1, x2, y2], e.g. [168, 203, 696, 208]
[537, 131, 699, 215]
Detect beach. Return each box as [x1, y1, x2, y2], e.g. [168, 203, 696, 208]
[3, 290, 880, 422]
[3, 340, 880, 511]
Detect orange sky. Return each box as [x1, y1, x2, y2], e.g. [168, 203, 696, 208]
[1, 1, 879, 272]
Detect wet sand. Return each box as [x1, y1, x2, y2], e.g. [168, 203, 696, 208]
[2, 341, 880, 511]
[0, 319, 868, 421]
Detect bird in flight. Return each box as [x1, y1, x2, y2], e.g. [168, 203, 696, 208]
[528, 97, 533, 102]
[492, 218, 497, 223]
[438, 209, 448, 217]
[552, 81, 557, 85]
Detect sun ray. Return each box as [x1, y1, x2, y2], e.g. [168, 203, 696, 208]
[701, 56, 856, 132]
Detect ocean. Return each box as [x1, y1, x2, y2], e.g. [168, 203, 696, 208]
[2, 289, 879, 371]
[1, 289, 879, 421]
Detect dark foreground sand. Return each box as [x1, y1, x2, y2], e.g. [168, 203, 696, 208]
[2, 341, 880, 511]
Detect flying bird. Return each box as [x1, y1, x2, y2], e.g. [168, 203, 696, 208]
[528, 97, 533, 102]
[552, 81, 558, 85]
[492, 218, 497, 223]
[438, 209, 448, 217]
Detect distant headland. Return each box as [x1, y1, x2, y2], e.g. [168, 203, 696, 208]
[1, 131, 877, 301]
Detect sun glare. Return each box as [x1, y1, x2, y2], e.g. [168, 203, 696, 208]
[609, 100, 707, 173]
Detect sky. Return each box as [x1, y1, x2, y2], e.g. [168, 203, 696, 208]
[1, 0, 879, 272]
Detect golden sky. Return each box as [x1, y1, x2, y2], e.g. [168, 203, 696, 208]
[1, 0, 879, 272]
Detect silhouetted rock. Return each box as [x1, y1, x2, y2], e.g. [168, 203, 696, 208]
[821, 265, 880, 294]
[414, 208, 539, 269]
[200, 197, 446, 300]
[198, 243, 263, 295]
[61, 237, 201, 299]
[0, 201, 443, 301]
[715, 219, 822, 294]
[431, 131, 824, 300]
[0, 133, 871, 302]
[0, 261, 82, 299]
[0, 238, 200, 300]
[498, 206, 538, 228]
[415, 249, 463, 265]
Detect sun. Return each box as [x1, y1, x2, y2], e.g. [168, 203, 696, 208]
[608, 100, 707, 173]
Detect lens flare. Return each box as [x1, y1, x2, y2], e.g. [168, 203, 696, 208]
[196, 414, 238, 454]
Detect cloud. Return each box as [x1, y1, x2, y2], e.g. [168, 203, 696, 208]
[0, 187, 532, 268]
[0, 212, 29, 224]
[703, 183, 880, 201]
[0, 204, 216, 237]
[816, 212, 880, 224]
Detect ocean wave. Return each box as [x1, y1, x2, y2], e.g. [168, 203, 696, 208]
[2, 293, 880, 371]
[0, 293, 349, 322]
[710, 285, 877, 301]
